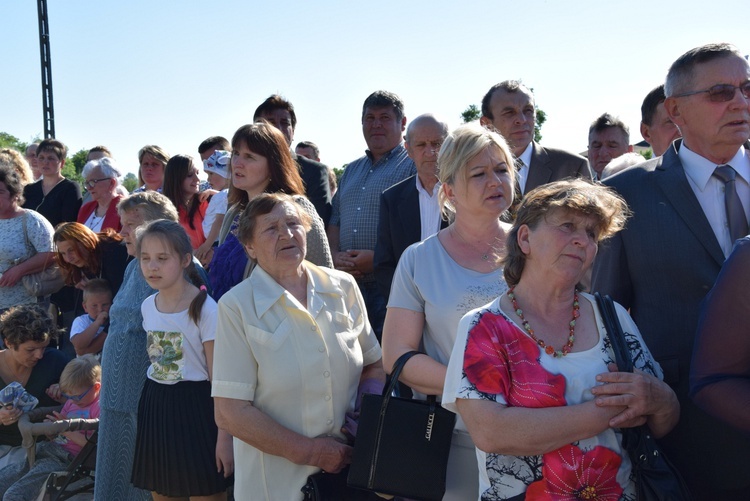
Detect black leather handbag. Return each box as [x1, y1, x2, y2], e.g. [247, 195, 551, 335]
[594, 293, 692, 501]
[347, 351, 456, 501]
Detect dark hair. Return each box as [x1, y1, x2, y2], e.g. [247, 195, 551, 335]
[665, 42, 744, 97]
[54, 222, 122, 286]
[641, 85, 667, 126]
[361, 90, 404, 121]
[588, 113, 630, 143]
[82, 278, 111, 301]
[502, 179, 630, 287]
[135, 219, 207, 325]
[237, 193, 312, 246]
[0, 305, 60, 348]
[198, 136, 230, 155]
[228, 122, 305, 208]
[481, 80, 533, 120]
[295, 141, 320, 158]
[87, 145, 112, 159]
[163, 154, 202, 230]
[253, 95, 297, 129]
[37, 138, 68, 161]
[0, 162, 26, 205]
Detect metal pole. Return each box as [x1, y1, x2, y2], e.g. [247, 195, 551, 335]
[37, 0, 55, 139]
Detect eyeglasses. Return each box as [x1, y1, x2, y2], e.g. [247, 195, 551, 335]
[672, 82, 750, 102]
[61, 385, 94, 402]
[84, 178, 111, 189]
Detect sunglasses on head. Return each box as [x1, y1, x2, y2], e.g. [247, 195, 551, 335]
[61, 385, 94, 402]
[673, 82, 750, 102]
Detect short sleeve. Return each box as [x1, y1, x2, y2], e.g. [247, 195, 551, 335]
[70, 316, 88, 339]
[344, 274, 381, 365]
[210, 190, 228, 215]
[25, 211, 54, 253]
[199, 297, 218, 343]
[212, 294, 259, 402]
[386, 243, 425, 313]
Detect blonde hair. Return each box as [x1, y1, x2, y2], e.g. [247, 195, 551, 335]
[59, 355, 101, 394]
[437, 123, 515, 215]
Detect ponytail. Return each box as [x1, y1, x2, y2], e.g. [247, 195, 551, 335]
[187, 261, 207, 326]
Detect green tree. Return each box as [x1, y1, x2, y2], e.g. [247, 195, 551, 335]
[70, 149, 88, 175]
[639, 149, 653, 160]
[534, 109, 547, 143]
[0, 132, 27, 152]
[460, 104, 481, 123]
[333, 166, 345, 185]
[122, 172, 138, 193]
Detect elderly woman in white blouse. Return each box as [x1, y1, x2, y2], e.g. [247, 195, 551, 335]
[212, 193, 384, 501]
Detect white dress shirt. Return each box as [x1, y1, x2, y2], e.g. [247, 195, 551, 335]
[516, 142, 534, 193]
[415, 175, 442, 240]
[679, 143, 750, 257]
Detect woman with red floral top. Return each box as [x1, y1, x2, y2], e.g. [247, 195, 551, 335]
[443, 179, 679, 500]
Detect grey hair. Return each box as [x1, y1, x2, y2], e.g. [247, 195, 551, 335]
[665, 43, 744, 97]
[82, 157, 122, 180]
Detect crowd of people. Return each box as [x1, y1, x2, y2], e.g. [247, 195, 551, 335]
[0, 40, 747, 500]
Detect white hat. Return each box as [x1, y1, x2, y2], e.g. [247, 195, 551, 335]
[203, 150, 231, 179]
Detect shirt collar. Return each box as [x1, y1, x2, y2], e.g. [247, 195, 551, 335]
[250, 262, 345, 318]
[679, 142, 750, 190]
[415, 174, 440, 197]
[518, 142, 534, 168]
[365, 143, 405, 165]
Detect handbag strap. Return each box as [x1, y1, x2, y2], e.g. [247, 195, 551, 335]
[382, 350, 421, 398]
[594, 292, 634, 373]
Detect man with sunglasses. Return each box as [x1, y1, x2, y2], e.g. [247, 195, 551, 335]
[592, 42, 750, 499]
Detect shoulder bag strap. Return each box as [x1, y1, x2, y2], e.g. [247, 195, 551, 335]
[594, 292, 634, 373]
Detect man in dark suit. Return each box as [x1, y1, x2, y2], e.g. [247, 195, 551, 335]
[254, 95, 332, 225]
[592, 42, 750, 499]
[480, 80, 591, 195]
[374, 114, 449, 300]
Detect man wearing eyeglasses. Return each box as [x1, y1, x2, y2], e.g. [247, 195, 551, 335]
[592, 42, 750, 499]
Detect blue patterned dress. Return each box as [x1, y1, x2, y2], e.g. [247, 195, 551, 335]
[94, 259, 153, 500]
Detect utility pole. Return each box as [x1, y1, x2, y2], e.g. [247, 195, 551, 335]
[37, 0, 55, 138]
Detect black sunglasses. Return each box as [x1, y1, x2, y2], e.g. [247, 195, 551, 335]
[672, 82, 750, 102]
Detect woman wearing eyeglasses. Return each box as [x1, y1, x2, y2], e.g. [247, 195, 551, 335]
[77, 157, 124, 232]
[22, 139, 82, 228]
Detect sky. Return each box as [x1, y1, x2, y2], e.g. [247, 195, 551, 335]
[3, 0, 749, 179]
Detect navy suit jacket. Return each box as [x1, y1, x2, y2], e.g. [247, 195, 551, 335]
[374, 175, 447, 300]
[591, 139, 750, 492]
[524, 142, 592, 194]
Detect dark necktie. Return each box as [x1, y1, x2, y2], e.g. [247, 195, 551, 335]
[713, 164, 749, 243]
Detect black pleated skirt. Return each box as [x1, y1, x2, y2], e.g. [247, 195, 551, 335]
[131, 379, 229, 496]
